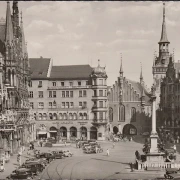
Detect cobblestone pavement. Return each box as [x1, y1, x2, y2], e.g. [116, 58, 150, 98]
[1, 140, 180, 179]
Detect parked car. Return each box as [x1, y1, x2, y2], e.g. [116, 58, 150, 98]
[36, 152, 55, 163]
[21, 161, 44, 175]
[52, 151, 64, 159]
[63, 150, 73, 157]
[8, 168, 33, 179]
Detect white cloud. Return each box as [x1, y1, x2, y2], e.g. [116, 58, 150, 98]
[57, 24, 65, 33]
[26, 4, 51, 15]
[96, 42, 105, 47]
[27, 20, 53, 29]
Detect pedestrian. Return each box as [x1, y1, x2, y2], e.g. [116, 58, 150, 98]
[40, 141, 43, 147]
[65, 141, 66, 146]
[173, 144, 177, 153]
[112, 142, 115, 149]
[29, 143, 32, 150]
[106, 149, 109, 156]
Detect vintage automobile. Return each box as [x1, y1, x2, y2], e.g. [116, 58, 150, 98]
[84, 145, 103, 154]
[165, 173, 180, 179]
[21, 161, 44, 175]
[8, 168, 33, 179]
[164, 168, 180, 179]
[36, 152, 55, 163]
[63, 150, 73, 157]
[52, 151, 64, 159]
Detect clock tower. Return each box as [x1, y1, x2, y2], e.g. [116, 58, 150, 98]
[152, 3, 172, 108]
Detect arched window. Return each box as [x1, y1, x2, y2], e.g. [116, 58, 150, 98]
[38, 113, 42, 120]
[84, 113, 87, 120]
[53, 113, 57, 120]
[79, 113, 83, 120]
[73, 113, 77, 120]
[49, 113, 53, 120]
[119, 105, 125, 122]
[34, 113, 36, 120]
[109, 107, 113, 122]
[43, 113, 47, 120]
[63, 113, 67, 120]
[69, 113, 73, 120]
[59, 113, 63, 120]
[131, 107, 136, 122]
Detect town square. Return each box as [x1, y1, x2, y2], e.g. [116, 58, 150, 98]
[0, 1, 180, 179]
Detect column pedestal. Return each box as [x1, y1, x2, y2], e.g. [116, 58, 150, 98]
[87, 131, 90, 140]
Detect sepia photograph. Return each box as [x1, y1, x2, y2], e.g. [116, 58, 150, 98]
[0, 1, 180, 179]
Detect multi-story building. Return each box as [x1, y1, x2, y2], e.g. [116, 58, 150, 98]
[160, 56, 180, 138]
[108, 60, 152, 135]
[29, 58, 108, 141]
[0, 1, 35, 155]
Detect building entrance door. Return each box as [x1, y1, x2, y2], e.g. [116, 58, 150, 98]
[90, 127, 97, 140]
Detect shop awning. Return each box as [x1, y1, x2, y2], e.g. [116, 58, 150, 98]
[49, 130, 57, 133]
[37, 132, 47, 135]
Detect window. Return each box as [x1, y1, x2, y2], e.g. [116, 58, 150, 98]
[61, 82, 64, 86]
[99, 79, 103, 85]
[53, 91, 56, 98]
[99, 90, 103, 97]
[79, 91, 82, 97]
[86, 81, 88, 85]
[53, 101, 57, 108]
[66, 102, 69, 108]
[83, 90, 87, 97]
[62, 102, 65, 108]
[99, 112, 103, 120]
[49, 102, 52, 108]
[49, 91, 52, 98]
[70, 102, 74, 108]
[29, 81, 32, 87]
[29, 91, 33, 98]
[66, 91, 69, 97]
[38, 81, 42, 88]
[52, 82, 56, 87]
[38, 102, 44, 109]
[30, 102, 34, 109]
[62, 91, 65, 97]
[119, 105, 125, 121]
[78, 81, 81, 86]
[94, 112, 97, 119]
[69, 82, 73, 86]
[70, 91, 73, 97]
[99, 101, 103, 108]
[83, 101, 87, 108]
[105, 90, 107, 96]
[79, 102, 82, 107]
[94, 90, 97, 97]
[38, 91, 43, 98]
[109, 108, 113, 122]
[131, 107, 136, 122]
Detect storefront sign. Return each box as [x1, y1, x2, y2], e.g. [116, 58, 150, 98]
[61, 122, 73, 124]
[78, 122, 88, 126]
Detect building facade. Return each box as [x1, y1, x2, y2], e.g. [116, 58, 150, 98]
[108, 60, 152, 135]
[29, 58, 108, 141]
[0, 1, 35, 154]
[160, 56, 180, 138]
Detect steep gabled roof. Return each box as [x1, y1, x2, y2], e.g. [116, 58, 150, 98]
[126, 79, 151, 105]
[29, 58, 51, 79]
[50, 65, 92, 80]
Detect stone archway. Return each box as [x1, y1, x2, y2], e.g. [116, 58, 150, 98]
[123, 124, 137, 135]
[113, 126, 119, 134]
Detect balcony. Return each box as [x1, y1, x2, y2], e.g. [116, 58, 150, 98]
[48, 105, 88, 111]
[92, 119, 108, 126]
[47, 85, 91, 90]
[92, 106, 108, 111]
[92, 95, 107, 100]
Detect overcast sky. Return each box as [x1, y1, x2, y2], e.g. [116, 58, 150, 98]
[0, 1, 180, 88]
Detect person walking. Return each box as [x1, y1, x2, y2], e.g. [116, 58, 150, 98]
[173, 144, 177, 153]
[106, 149, 109, 156]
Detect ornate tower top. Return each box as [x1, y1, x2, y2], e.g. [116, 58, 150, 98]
[159, 3, 169, 44]
[119, 53, 123, 76]
[5, 1, 14, 45]
[140, 62, 143, 81]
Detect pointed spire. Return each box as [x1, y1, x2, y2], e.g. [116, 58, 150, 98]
[153, 51, 156, 66]
[5, 1, 14, 45]
[119, 53, 123, 75]
[159, 3, 169, 44]
[140, 62, 143, 81]
[20, 11, 27, 57]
